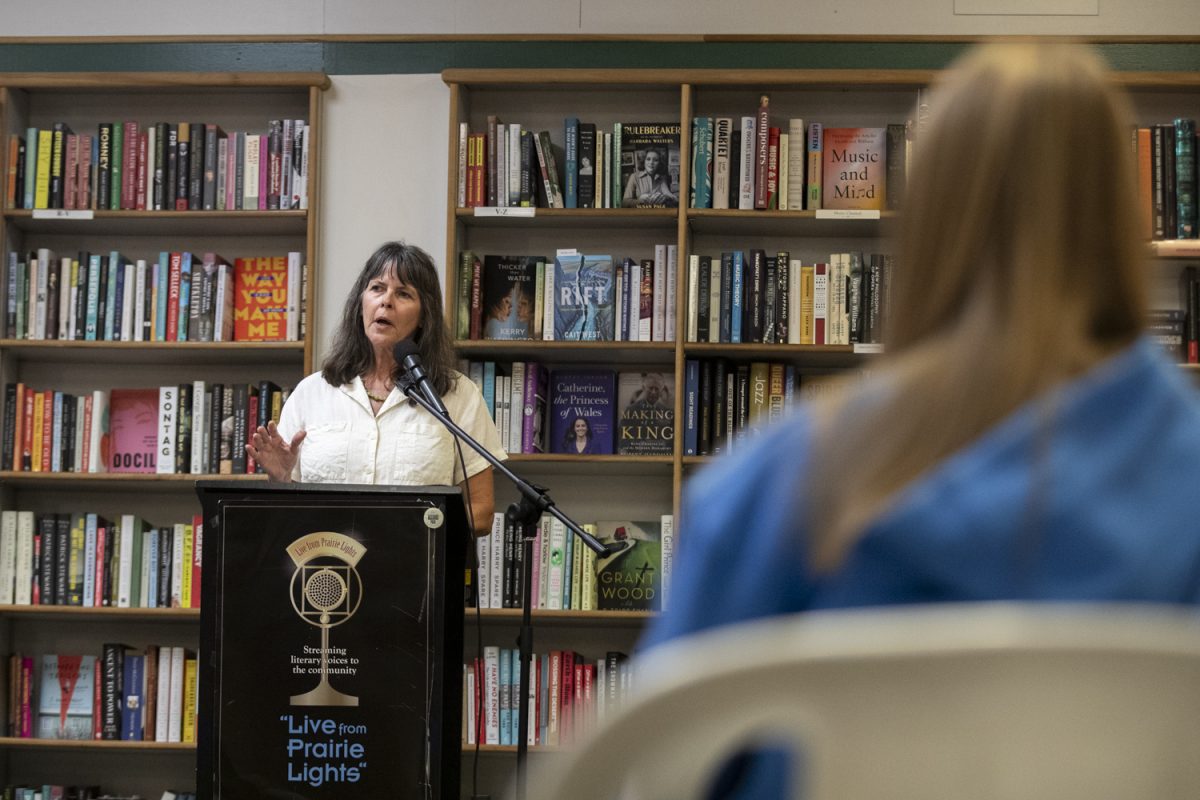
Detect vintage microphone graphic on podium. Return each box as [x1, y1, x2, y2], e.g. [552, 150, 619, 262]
[287, 531, 365, 707]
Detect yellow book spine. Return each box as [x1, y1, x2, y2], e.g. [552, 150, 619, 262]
[800, 264, 815, 345]
[31, 391, 44, 472]
[181, 523, 193, 609]
[34, 129, 53, 209]
[182, 656, 198, 743]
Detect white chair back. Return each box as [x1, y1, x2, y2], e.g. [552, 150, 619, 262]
[526, 604, 1200, 800]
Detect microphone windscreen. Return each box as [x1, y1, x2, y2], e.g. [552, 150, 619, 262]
[392, 338, 420, 364]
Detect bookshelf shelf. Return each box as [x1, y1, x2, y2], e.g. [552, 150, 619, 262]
[687, 208, 894, 238]
[2, 208, 309, 236]
[454, 339, 675, 365]
[0, 604, 199, 621]
[0, 339, 305, 365]
[0, 70, 325, 797]
[0, 737, 196, 752]
[467, 608, 654, 626]
[0, 471, 266, 489]
[455, 207, 676, 229]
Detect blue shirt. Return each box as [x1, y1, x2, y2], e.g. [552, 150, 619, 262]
[642, 338, 1200, 797]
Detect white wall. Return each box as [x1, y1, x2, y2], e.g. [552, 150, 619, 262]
[317, 74, 450, 362]
[2, 0, 1197, 36]
[5, 1, 1196, 358]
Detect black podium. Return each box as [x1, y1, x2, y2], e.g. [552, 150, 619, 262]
[194, 481, 467, 800]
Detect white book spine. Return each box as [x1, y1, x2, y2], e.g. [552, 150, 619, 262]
[778, 133, 790, 210]
[614, 266, 624, 342]
[139, 529, 152, 609]
[167, 645, 185, 743]
[542, 264, 555, 341]
[88, 389, 107, 473]
[34, 250, 51, 339]
[14, 511, 34, 605]
[661, 514, 675, 611]
[488, 512, 504, 610]
[509, 361, 525, 454]
[739, 117, 756, 210]
[652, 244, 666, 342]
[708, 257, 722, 344]
[171, 523, 185, 607]
[686, 254, 699, 343]
[483, 645, 500, 745]
[298, 124, 310, 210]
[155, 645, 172, 742]
[67, 261, 79, 340]
[814, 263, 829, 346]
[117, 514, 135, 608]
[786, 118, 807, 211]
[538, 515, 551, 609]
[286, 251, 301, 341]
[457, 121, 469, 207]
[72, 396, 86, 472]
[133, 259, 147, 342]
[0, 510, 17, 604]
[475, 529, 491, 609]
[57, 257, 71, 340]
[508, 123, 522, 206]
[190, 380, 206, 475]
[628, 261, 642, 342]
[788, 258, 803, 344]
[121, 261, 135, 341]
[156, 385, 177, 474]
[82, 514, 96, 607]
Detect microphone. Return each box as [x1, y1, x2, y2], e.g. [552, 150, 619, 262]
[393, 339, 449, 417]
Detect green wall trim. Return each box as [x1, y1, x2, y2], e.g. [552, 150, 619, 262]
[0, 40, 1195, 75]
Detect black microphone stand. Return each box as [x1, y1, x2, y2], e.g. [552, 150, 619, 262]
[398, 376, 616, 800]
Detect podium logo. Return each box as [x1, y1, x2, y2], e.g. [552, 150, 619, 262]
[286, 531, 366, 707]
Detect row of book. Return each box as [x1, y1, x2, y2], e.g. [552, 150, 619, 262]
[462, 364, 675, 457]
[5, 250, 305, 343]
[0, 788, 184, 800]
[464, 648, 633, 748]
[5, 119, 310, 212]
[458, 247, 678, 343]
[457, 118, 683, 210]
[686, 250, 893, 346]
[473, 513, 673, 613]
[0, 510, 201, 610]
[682, 359, 801, 457]
[9, 646, 197, 744]
[1, 380, 290, 476]
[691, 103, 908, 212]
[1137, 120, 1198, 241]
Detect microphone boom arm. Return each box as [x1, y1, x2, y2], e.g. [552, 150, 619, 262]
[398, 380, 615, 558]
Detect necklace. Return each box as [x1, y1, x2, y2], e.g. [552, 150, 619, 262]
[366, 390, 388, 403]
[363, 378, 393, 404]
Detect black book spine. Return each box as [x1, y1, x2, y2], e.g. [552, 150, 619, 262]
[231, 383, 248, 474]
[763, 255, 777, 345]
[100, 643, 124, 740]
[728, 128, 742, 209]
[1162, 123, 1178, 239]
[175, 382, 192, 474]
[159, 527, 173, 608]
[62, 393, 75, 472]
[747, 249, 764, 343]
[96, 255, 109, 341]
[712, 358, 728, 454]
[719, 252, 734, 343]
[153, 122, 168, 210]
[38, 514, 56, 605]
[578, 123, 596, 209]
[2, 383, 15, 470]
[165, 123, 178, 211]
[188, 121, 205, 210]
[698, 359, 713, 456]
[54, 514, 71, 605]
[73, 253, 89, 341]
[45, 259, 60, 341]
[96, 124, 113, 211]
[208, 384, 224, 474]
[776, 250, 790, 344]
[175, 124, 190, 211]
[14, 139, 26, 209]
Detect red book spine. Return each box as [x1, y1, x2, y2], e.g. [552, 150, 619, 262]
[64, 134, 79, 210]
[190, 515, 203, 607]
[814, 261, 827, 345]
[94, 524, 106, 607]
[766, 126, 780, 210]
[40, 390, 52, 472]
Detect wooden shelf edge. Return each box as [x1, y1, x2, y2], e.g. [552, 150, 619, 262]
[0, 72, 330, 90]
[0, 340, 304, 350]
[0, 470, 267, 483]
[0, 604, 199, 619]
[466, 608, 654, 623]
[0, 736, 195, 751]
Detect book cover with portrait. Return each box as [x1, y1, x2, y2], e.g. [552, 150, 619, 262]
[548, 369, 615, 455]
[480, 254, 539, 340]
[616, 371, 675, 456]
[107, 387, 159, 473]
[619, 122, 682, 208]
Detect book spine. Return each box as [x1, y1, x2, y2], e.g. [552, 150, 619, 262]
[1176, 118, 1197, 239]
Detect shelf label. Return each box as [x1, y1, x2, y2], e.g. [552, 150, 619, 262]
[815, 209, 881, 220]
[853, 343, 885, 354]
[473, 206, 536, 218]
[32, 209, 95, 220]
